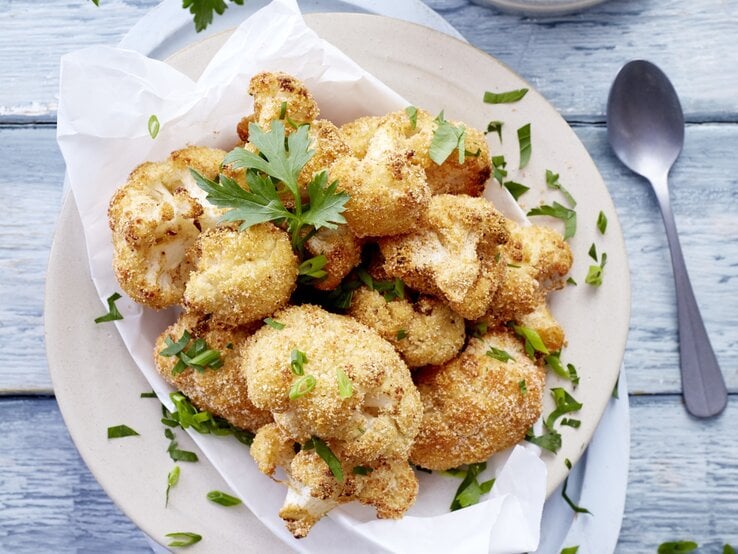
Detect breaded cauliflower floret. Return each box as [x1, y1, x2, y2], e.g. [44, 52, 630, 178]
[183, 225, 298, 326]
[251, 423, 418, 538]
[299, 119, 351, 187]
[410, 329, 545, 470]
[242, 304, 422, 462]
[108, 146, 226, 309]
[304, 225, 363, 291]
[349, 288, 465, 368]
[485, 220, 573, 321]
[380, 194, 509, 319]
[339, 115, 382, 159]
[154, 312, 272, 432]
[241, 71, 319, 134]
[517, 302, 566, 353]
[331, 145, 430, 237]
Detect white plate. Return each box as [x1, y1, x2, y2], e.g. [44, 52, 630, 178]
[470, 0, 610, 15]
[46, 12, 630, 552]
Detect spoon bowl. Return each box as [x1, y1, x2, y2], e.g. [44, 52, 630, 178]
[607, 60, 727, 418]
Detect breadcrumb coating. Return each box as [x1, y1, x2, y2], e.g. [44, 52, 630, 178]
[380, 194, 509, 319]
[247, 71, 319, 131]
[242, 304, 422, 462]
[154, 312, 272, 432]
[183, 225, 298, 326]
[349, 288, 465, 368]
[410, 329, 545, 470]
[251, 424, 418, 538]
[339, 115, 382, 159]
[517, 302, 566, 353]
[108, 146, 226, 309]
[305, 225, 363, 291]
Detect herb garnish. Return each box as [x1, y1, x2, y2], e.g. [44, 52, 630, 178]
[588, 243, 598, 261]
[517, 123, 532, 169]
[405, 106, 418, 130]
[396, 329, 409, 340]
[470, 321, 488, 338]
[486, 347, 514, 362]
[357, 269, 406, 302]
[159, 331, 223, 375]
[107, 424, 139, 439]
[207, 490, 242, 507]
[504, 181, 530, 201]
[512, 324, 550, 358]
[194, 121, 348, 251]
[163, 392, 254, 445]
[430, 111, 467, 165]
[140, 391, 157, 398]
[483, 88, 529, 104]
[597, 210, 608, 234]
[657, 542, 698, 554]
[165, 430, 199, 463]
[485, 120, 503, 142]
[527, 202, 577, 240]
[304, 436, 344, 482]
[148, 114, 160, 139]
[165, 466, 180, 507]
[519, 380, 528, 395]
[525, 427, 561, 453]
[298, 255, 328, 282]
[545, 351, 578, 386]
[290, 349, 308, 375]
[566, 277, 578, 286]
[264, 317, 285, 330]
[612, 374, 620, 399]
[289, 374, 316, 400]
[449, 462, 495, 511]
[352, 466, 374, 476]
[336, 368, 353, 399]
[491, 155, 507, 184]
[545, 388, 583, 430]
[166, 531, 202, 548]
[94, 292, 124, 323]
[585, 250, 607, 287]
[545, 170, 576, 207]
[184, 0, 245, 32]
[561, 547, 579, 554]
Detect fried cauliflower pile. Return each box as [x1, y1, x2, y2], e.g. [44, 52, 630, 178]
[107, 71, 573, 538]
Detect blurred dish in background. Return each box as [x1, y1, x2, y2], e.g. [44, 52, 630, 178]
[470, 0, 609, 15]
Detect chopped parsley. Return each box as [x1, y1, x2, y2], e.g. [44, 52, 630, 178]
[430, 111, 467, 165]
[196, 121, 348, 251]
[449, 462, 495, 511]
[165, 465, 180, 507]
[597, 210, 608, 234]
[504, 181, 530, 201]
[304, 436, 343, 482]
[585, 250, 607, 287]
[486, 347, 515, 362]
[352, 466, 374, 476]
[525, 427, 562, 453]
[485, 120, 503, 142]
[289, 374, 316, 400]
[336, 368, 353, 399]
[357, 269, 405, 302]
[159, 331, 223, 375]
[483, 88, 529, 104]
[527, 202, 577, 240]
[517, 123, 532, 169]
[566, 277, 578, 286]
[545, 388, 583, 430]
[264, 317, 285, 330]
[163, 392, 254, 446]
[107, 424, 139, 439]
[165, 531, 202, 548]
[183, 0, 246, 32]
[396, 329, 409, 340]
[657, 541, 698, 554]
[545, 170, 576, 207]
[206, 490, 242, 507]
[405, 106, 418, 129]
[562, 458, 592, 515]
[148, 114, 160, 139]
[94, 292, 124, 323]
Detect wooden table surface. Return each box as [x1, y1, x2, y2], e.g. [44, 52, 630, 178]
[1, 0, 736, 552]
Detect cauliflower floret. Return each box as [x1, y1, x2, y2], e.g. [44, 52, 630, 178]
[183, 225, 298, 326]
[484, 220, 573, 322]
[299, 119, 351, 186]
[242, 304, 422, 462]
[410, 328, 545, 470]
[242, 71, 319, 133]
[380, 194, 509, 319]
[304, 225, 363, 291]
[251, 423, 418, 538]
[154, 312, 272, 432]
[339, 115, 382, 159]
[349, 288, 465, 368]
[517, 302, 566, 353]
[108, 146, 226, 309]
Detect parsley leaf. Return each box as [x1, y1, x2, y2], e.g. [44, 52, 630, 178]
[503, 180, 529, 201]
[517, 123, 532, 169]
[183, 0, 245, 32]
[449, 462, 495, 511]
[94, 292, 124, 323]
[545, 169, 576, 207]
[545, 388, 583, 430]
[107, 425, 139, 439]
[483, 88, 529, 104]
[525, 427, 562, 453]
[430, 112, 467, 165]
[485, 120, 504, 142]
[527, 201, 577, 240]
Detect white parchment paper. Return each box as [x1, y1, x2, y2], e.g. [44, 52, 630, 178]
[57, 1, 546, 552]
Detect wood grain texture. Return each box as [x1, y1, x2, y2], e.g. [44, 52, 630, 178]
[1, 396, 735, 553]
[2, 125, 735, 394]
[2, 1, 738, 121]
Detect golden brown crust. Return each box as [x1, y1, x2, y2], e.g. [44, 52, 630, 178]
[410, 329, 545, 470]
[517, 302, 566, 353]
[108, 146, 226, 309]
[153, 312, 272, 432]
[248, 71, 319, 130]
[305, 225, 363, 291]
[183, 225, 298, 326]
[380, 194, 509, 319]
[349, 288, 465, 368]
[242, 304, 422, 462]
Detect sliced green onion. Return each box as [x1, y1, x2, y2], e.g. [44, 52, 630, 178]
[264, 317, 285, 330]
[107, 424, 139, 439]
[94, 292, 124, 323]
[165, 532, 202, 548]
[207, 490, 242, 507]
[148, 115, 160, 139]
[336, 368, 353, 399]
[483, 88, 529, 104]
[289, 374, 316, 400]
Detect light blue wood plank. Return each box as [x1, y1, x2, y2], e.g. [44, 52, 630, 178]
[2, 1, 738, 121]
[0, 397, 150, 553]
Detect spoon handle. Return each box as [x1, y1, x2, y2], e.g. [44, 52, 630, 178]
[651, 174, 728, 418]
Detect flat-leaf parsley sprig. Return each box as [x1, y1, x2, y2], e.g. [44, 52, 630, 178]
[191, 120, 349, 253]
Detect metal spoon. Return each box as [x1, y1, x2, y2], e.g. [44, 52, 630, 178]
[607, 60, 727, 417]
